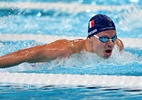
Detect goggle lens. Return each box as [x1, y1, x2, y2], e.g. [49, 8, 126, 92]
[95, 35, 117, 43]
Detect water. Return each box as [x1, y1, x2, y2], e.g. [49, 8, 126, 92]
[1, 85, 142, 100]
[0, 0, 142, 99]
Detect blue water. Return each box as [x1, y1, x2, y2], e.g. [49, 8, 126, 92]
[0, 0, 142, 99]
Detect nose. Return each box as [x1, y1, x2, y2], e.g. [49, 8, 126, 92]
[106, 39, 114, 48]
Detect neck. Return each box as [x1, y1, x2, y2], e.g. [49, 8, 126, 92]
[83, 38, 93, 52]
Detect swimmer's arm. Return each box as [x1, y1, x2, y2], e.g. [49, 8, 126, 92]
[0, 44, 72, 68]
[116, 38, 124, 51]
[0, 45, 46, 68]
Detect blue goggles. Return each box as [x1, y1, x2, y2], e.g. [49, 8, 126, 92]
[94, 35, 117, 43]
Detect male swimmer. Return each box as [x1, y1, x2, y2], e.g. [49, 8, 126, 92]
[0, 14, 124, 68]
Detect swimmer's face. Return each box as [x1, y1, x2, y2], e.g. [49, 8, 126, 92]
[90, 30, 116, 58]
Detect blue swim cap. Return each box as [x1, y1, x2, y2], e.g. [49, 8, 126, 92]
[88, 14, 116, 38]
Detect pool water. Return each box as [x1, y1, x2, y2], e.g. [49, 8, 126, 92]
[1, 84, 142, 100]
[0, 0, 142, 99]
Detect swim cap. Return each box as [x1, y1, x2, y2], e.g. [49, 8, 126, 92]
[88, 14, 116, 38]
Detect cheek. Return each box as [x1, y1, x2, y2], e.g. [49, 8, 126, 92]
[93, 40, 105, 51]
[98, 44, 105, 52]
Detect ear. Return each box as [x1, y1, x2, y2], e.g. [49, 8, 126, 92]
[85, 37, 93, 52]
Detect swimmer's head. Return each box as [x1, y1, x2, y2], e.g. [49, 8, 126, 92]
[88, 14, 116, 38]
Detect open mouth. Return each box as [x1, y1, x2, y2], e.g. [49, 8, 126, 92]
[103, 50, 113, 58]
[105, 50, 112, 53]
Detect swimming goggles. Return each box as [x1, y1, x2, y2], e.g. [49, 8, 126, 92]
[94, 35, 117, 43]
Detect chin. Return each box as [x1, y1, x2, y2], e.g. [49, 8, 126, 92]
[102, 55, 111, 59]
[102, 51, 112, 59]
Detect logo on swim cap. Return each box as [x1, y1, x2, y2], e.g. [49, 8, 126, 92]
[88, 14, 116, 38]
[89, 19, 95, 28]
[88, 29, 97, 36]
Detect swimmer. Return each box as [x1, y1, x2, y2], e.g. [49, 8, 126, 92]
[0, 14, 124, 68]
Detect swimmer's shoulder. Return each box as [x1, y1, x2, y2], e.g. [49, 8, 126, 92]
[41, 39, 85, 54]
[45, 39, 85, 50]
[69, 39, 86, 53]
[48, 39, 85, 45]
[55, 39, 85, 42]
[116, 38, 124, 51]
[69, 39, 85, 43]
[47, 39, 70, 45]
